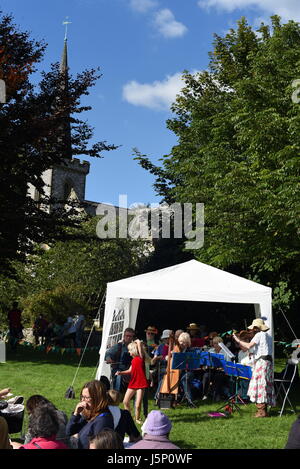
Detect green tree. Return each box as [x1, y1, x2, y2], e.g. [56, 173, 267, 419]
[10, 217, 148, 326]
[0, 12, 116, 274]
[135, 16, 300, 325]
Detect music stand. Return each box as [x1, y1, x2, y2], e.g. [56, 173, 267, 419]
[171, 352, 198, 407]
[216, 362, 252, 414]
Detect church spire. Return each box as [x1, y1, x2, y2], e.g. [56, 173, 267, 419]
[60, 18, 71, 76]
[59, 19, 72, 160]
[60, 37, 68, 74]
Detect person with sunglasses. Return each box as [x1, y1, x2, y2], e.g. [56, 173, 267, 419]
[144, 326, 159, 354]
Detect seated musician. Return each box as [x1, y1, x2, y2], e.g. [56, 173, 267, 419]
[202, 336, 230, 402]
[203, 331, 219, 349]
[105, 328, 135, 392]
[144, 326, 159, 355]
[151, 330, 173, 401]
[143, 326, 159, 418]
[174, 329, 184, 346]
[175, 332, 195, 406]
[236, 330, 254, 401]
[186, 323, 205, 348]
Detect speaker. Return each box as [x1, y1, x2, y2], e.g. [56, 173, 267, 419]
[158, 394, 174, 409]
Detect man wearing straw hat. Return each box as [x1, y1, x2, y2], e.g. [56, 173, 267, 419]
[144, 326, 159, 355]
[186, 323, 205, 348]
[233, 318, 275, 417]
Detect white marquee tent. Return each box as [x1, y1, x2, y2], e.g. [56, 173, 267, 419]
[96, 260, 272, 379]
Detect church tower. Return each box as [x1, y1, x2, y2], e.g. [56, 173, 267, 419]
[28, 33, 90, 211]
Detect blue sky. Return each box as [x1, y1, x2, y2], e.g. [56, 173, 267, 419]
[1, 0, 300, 207]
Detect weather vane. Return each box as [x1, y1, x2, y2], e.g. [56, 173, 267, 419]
[62, 16, 72, 40]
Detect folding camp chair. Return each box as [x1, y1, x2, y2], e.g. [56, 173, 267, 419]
[274, 342, 300, 417]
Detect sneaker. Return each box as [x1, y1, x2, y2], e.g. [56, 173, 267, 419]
[202, 395, 208, 400]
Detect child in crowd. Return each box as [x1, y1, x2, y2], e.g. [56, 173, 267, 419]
[107, 389, 141, 446]
[89, 429, 124, 449]
[115, 339, 149, 425]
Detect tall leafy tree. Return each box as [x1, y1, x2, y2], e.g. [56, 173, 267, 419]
[0, 12, 116, 274]
[13, 217, 147, 324]
[135, 16, 300, 323]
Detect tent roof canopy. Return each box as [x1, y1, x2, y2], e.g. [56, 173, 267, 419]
[107, 260, 271, 304]
[97, 260, 273, 380]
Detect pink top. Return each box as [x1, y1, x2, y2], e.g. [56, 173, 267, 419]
[20, 436, 68, 449]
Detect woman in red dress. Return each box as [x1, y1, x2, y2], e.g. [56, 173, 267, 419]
[115, 339, 149, 425]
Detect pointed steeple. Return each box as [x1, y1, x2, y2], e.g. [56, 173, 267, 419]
[60, 18, 71, 89]
[60, 38, 68, 74]
[59, 35, 71, 159]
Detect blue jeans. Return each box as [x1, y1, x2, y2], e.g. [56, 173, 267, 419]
[112, 373, 123, 392]
[154, 367, 167, 400]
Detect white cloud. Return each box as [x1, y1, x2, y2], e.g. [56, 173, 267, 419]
[129, 0, 157, 13]
[122, 72, 186, 110]
[198, 0, 300, 22]
[153, 8, 188, 38]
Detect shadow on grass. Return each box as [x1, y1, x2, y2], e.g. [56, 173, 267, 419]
[168, 410, 235, 423]
[3, 346, 99, 369]
[173, 439, 198, 449]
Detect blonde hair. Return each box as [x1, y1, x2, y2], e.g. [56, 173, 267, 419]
[128, 340, 151, 364]
[178, 332, 191, 347]
[127, 341, 139, 357]
[212, 336, 223, 345]
[107, 389, 121, 406]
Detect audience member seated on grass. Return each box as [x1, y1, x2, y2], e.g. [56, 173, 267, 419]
[74, 313, 86, 348]
[59, 316, 77, 348]
[66, 380, 114, 449]
[0, 416, 12, 449]
[100, 375, 111, 392]
[89, 428, 124, 449]
[284, 415, 300, 449]
[0, 388, 11, 399]
[129, 410, 179, 450]
[18, 404, 69, 449]
[11, 394, 69, 449]
[107, 389, 141, 446]
[24, 395, 69, 447]
[44, 322, 64, 346]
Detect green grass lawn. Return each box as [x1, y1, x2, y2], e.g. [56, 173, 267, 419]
[1, 347, 298, 449]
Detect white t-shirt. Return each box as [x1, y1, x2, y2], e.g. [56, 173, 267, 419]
[251, 331, 272, 360]
[238, 350, 254, 367]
